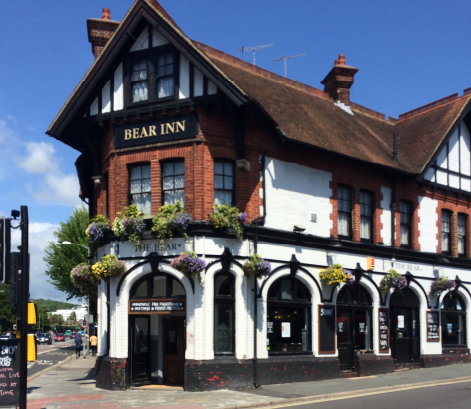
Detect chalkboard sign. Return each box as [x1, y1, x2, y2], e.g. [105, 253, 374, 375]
[129, 299, 185, 314]
[378, 308, 389, 353]
[318, 305, 336, 354]
[0, 339, 20, 407]
[427, 311, 440, 342]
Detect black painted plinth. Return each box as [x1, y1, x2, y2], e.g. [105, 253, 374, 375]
[421, 352, 471, 368]
[354, 353, 394, 376]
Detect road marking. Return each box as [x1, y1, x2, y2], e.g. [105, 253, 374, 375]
[27, 355, 74, 381]
[254, 378, 471, 408]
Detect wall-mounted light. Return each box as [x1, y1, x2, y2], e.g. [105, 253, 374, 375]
[293, 224, 306, 233]
[92, 175, 102, 188]
[329, 239, 342, 247]
[437, 256, 450, 264]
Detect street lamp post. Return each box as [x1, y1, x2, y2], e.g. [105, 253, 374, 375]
[59, 241, 91, 358]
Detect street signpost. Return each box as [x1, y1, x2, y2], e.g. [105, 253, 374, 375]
[80, 320, 89, 358]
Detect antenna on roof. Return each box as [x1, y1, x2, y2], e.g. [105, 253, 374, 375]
[240, 44, 274, 66]
[273, 54, 306, 78]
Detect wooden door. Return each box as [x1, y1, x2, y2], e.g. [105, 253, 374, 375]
[337, 308, 354, 370]
[163, 316, 185, 385]
[392, 306, 420, 363]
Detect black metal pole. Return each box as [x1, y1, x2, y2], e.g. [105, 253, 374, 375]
[253, 274, 258, 387]
[19, 206, 29, 409]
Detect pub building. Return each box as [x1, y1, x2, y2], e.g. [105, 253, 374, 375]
[47, 0, 471, 391]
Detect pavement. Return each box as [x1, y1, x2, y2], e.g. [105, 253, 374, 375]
[26, 354, 471, 409]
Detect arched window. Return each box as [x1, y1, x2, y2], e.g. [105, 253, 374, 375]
[267, 276, 312, 355]
[337, 285, 372, 306]
[130, 272, 186, 299]
[214, 272, 235, 355]
[441, 292, 467, 347]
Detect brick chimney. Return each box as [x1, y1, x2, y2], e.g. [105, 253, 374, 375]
[321, 55, 358, 105]
[87, 8, 120, 60]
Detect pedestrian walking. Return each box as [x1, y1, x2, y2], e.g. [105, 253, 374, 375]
[90, 333, 98, 357]
[75, 333, 83, 359]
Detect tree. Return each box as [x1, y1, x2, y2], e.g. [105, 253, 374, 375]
[0, 283, 16, 334]
[50, 314, 63, 325]
[68, 311, 77, 322]
[43, 206, 90, 299]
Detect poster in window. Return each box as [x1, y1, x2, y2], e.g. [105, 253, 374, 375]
[215, 323, 232, 352]
[397, 315, 405, 329]
[427, 311, 440, 342]
[447, 323, 453, 334]
[359, 322, 365, 333]
[281, 322, 291, 338]
[267, 322, 273, 334]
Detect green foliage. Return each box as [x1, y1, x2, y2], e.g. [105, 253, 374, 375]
[43, 206, 90, 299]
[209, 204, 246, 241]
[112, 205, 146, 245]
[30, 299, 81, 311]
[319, 264, 346, 287]
[0, 283, 17, 333]
[151, 201, 193, 249]
[68, 312, 77, 322]
[92, 255, 126, 280]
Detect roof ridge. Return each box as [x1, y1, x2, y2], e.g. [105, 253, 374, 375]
[193, 41, 331, 101]
[398, 93, 466, 121]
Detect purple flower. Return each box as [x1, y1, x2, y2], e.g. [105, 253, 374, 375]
[175, 212, 193, 230]
[259, 260, 271, 275]
[344, 270, 355, 285]
[431, 277, 455, 294]
[238, 213, 248, 224]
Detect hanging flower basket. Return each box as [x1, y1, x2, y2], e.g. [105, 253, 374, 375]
[380, 269, 408, 293]
[151, 201, 193, 249]
[70, 263, 95, 282]
[86, 215, 110, 242]
[319, 264, 352, 287]
[209, 204, 248, 241]
[243, 254, 271, 279]
[92, 255, 126, 281]
[430, 276, 456, 296]
[112, 205, 146, 245]
[170, 252, 206, 282]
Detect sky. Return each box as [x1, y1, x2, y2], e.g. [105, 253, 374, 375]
[1, 0, 471, 301]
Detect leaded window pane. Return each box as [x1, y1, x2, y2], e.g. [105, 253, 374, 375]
[130, 164, 151, 215]
[338, 212, 350, 236]
[215, 175, 224, 189]
[158, 77, 174, 98]
[214, 161, 234, 206]
[162, 161, 185, 206]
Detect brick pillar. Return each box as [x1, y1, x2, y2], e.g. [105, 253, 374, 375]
[451, 211, 458, 257]
[352, 187, 361, 242]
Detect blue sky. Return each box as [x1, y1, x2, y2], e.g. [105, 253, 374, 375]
[1, 0, 471, 300]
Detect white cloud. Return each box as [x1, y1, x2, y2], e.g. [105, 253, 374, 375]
[0, 119, 15, 144]
[10, 221, 74, 302]
[18, 141, 82, 207]
[19, 142, 60, 174]
[7, 115, 17, 123]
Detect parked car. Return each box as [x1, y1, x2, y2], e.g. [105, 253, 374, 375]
[55, 333, 65, 342]
[36, 333, 52, 345]
[70, 332, 77, 339]
[65, 330, 72, 337]
[0, 334, 12, 340]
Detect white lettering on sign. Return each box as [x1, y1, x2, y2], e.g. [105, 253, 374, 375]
[320, 308, 333, 316]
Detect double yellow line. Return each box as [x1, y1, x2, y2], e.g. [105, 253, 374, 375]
[27, 355, 74, 381]
[253, 378, 471, 408]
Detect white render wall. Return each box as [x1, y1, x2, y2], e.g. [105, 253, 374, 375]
[98, 236, 471, 362]
[418, 196, 438, 253]
[380, 187, 392, 245]
[264, 158, 332, 237]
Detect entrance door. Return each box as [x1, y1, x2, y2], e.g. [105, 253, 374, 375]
[392, 306, 420, 363]
[163, 316, 185, 385]
[131, 316, 150, 385]
[337, 309, 353, 370]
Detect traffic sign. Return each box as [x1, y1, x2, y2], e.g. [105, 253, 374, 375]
[80, 320, 89, 329]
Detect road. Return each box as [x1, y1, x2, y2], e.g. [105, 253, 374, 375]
[260, 378, 471, 409]
[28, 338, 76, 379]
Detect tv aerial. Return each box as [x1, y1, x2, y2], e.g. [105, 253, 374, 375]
[273, 53, 306, 78]
[240, 44, 274, 66]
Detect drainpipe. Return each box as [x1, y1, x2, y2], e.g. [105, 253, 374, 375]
[251, 128, 286, 387]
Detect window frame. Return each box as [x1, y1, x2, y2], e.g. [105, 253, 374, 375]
[359, 190, 374, 244]
[441, 291, 467, 347]
[441, 210, 452, 255]
[337, 185, 352, 239]
[161, 159, 185, 206]
[126, 38, 178, 107]
[214, 159, 235, 207]
[213, 271, 236, 356]
[128, 162, 152, 215]
[130, 272, 186, 300]
[458, 213, 467, 257]
[399, 200, 412, 248]
[267, 276, 312, 356]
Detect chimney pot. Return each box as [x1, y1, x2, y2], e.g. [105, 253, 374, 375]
[102, 8, 111, 20]
[336, 54, 346, 65]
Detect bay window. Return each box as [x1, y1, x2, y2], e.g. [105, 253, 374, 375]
[129, 163, 151, 215]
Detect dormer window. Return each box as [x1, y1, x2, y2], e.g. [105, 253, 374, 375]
[131, 59, 148, 102]
[157, 54, 174, 98]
